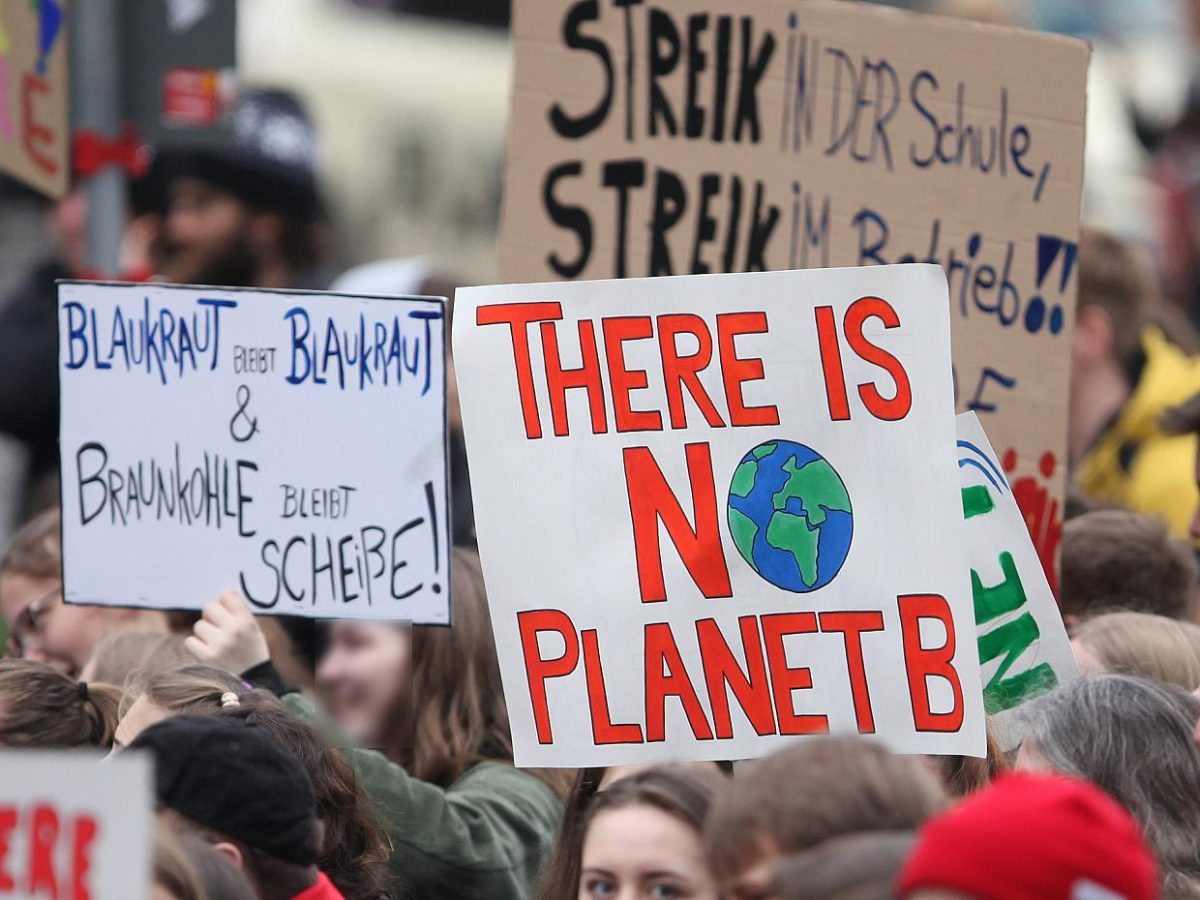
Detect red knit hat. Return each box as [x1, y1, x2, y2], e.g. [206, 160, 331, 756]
[897, 772, 1158, 900]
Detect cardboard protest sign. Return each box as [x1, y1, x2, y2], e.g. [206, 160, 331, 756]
[0, 751, 152, 900]
[58, 282, 450, 624]
[454, 263, 985, 766]
[500, 0, 1089, 588]
[0, 0, 67, 196]
[957, 412, 1077, 750]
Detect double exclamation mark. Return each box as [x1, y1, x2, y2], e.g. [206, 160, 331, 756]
[1025, 234, 1078, 335]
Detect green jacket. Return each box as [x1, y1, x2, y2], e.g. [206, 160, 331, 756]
[283, 693, 562, 900]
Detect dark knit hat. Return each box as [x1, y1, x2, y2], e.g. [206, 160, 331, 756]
[130, 714, 319, 866]
[167, 87, 320, 220]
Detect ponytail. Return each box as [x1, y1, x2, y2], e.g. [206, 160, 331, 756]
[79, 681, 123, 749]
[0, 660, 125, 750]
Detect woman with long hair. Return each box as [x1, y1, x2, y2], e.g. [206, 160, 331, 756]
[186, 546, 566, 900]
[0, 658, 121, 749]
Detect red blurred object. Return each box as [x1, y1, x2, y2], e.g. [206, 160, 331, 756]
[72, 126, 148, 179]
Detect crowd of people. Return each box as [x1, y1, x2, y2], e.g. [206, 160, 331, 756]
[3, 17, 1200, 897]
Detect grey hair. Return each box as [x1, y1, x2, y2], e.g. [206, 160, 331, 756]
[1023, 675, 1200, 894]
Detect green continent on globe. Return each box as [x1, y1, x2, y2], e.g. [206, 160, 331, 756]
[728, 459, 760, 563]
[772, 457, 852, 528]
[765, 510, 820, 587]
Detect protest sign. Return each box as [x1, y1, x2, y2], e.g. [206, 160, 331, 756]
[0, 0, 68, 196]
[956, 412, 1077, 750]
[58, 281, 450, 624]
[499, 0, 1089, 586]
[454, 263, 985, 766]
[0, 751, 152, 900]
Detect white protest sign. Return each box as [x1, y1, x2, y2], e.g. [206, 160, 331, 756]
[956, 412, 1077, 750]
[0, 751, 152, 900]
[455, 264, 985, 766]
[58, 282, 450, 624]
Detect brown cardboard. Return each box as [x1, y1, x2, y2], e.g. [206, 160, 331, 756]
[0, 0, 69, 197]
[499, 0, 1089, 580]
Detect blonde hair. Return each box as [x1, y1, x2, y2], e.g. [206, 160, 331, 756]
[86, 631, 198, 690]
[1074, 611, 1200, 691]
[0, 659, 121, 749]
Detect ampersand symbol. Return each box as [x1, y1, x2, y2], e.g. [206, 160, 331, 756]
[229, 384, 260, 443]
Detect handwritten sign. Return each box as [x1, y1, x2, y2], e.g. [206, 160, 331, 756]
[957, 412, 1077, 750]
[0, 0, 68, 196]
[499, 0, 1088, 584]
[58, 282, 450, 624]
[0, 751, 151, 900]
[454, 264, 985, 766]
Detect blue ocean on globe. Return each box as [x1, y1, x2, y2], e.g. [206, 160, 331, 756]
[727, 440, 854, 593]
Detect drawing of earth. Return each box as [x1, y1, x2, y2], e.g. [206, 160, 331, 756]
[728, 440, 853, 593]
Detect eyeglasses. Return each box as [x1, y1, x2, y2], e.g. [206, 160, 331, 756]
[6, 585, 62, 658]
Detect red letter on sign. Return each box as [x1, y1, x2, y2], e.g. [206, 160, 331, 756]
[697, 616, 776, 738]
[27, 803, 59, 897]
[21, 74, 58, 176]
[898, 594, 965, 732]
[761, 613, 829, 735]
[658, 314, 724, 429]
[583, 630, 644, 744]
[603, 316, 663, 432]
[0, 807, 15, 890]
[819, 611, 885, 733]
[72, 815, 99, 900]
[541, 319, 608, 436]
[844, 296, 912, 421]
[476, 301, 564, 440]
[815, 306, 850, 421]
[624, 443, 732, 602]
[517, 609, 579, 744]
[717, 312, 779, 427]
[645, 622, 714, 742]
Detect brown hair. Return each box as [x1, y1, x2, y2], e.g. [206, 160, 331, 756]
[84, 631, 197, 689]
[0, 659, 121, 749]
[123, 663, 247, 718]
[1078, 227, 1155, 368]
[173, 832, 258, 900]
[1061, 510, 1198, 621]
[769, 831, 917, 900]
[704, 737, 948, 882]
[153, 829, 206, 900]
[1074, 611, 1200, 691]
[933, 728, 1008, 796]
[1, 508, 61, 579]
[573, 767, 722, 896]
[216, 694, 394, 900]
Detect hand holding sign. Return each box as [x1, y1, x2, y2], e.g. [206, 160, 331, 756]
[186, 591, 270, 674]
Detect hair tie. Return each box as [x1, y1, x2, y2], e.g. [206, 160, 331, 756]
[219, 691, 240, 709]
[77, 681, 89, 702]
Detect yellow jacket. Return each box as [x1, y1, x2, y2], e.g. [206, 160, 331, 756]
[1076, 328, 1200, 537]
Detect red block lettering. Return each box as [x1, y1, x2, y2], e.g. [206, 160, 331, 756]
[819, 611, 885, 733]
[645, 622, 714, 742]
[541, 319, 607, 435]
[603, 316, 662, 432]
[583, 629, 643, 744]
[761, 613, 828, 735]
[0, 807, 15, 890]
[815, 306, 851, 421]
[658, 314, 724, 429]
[697, 616, 776, 738]
[844, 297, 912, 421]
[27, 804, 59, 897]
[21, 74, 58, 176]
[476, 301, 564, 439]
[898, 594, 965, 732]
[72, 815, 99, 900]
[716, 312, 779, 427]
[517, 609, 579, 744]
[624, 443, 732, 602]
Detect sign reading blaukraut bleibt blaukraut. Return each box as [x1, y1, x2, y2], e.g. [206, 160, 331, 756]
[57, 281, 450, 624]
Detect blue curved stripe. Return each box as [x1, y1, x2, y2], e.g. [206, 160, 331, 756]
[959, 458, 1003, 493]
[956, 440, 1008, 490]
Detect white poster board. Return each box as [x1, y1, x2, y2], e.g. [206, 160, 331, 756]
[455, 264, 985, 766]
[58, 282, 450, 624]
[0, 751, 152, 900]
[957, 412, 1077, 750]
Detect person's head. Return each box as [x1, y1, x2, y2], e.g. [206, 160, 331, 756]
[162, 89, 323, 288]
[929, 728, 1007, 797]
[1018, 675, 1200, 894]
[767, 832, 916, 900]
[1072, 610, 1200, 690]
[577, 766, 723, 900]
[170, 832, 258, 900]
[900, 773, 1157, 900]
[1060, 510, 1198, 626]
[80, 631, 197, 688]
[0, 508, 167, 677]
[216, 694, 393, 900]
[318, 547, 515, 787]
[153, 829, 205, 900]
[705, 737, 949, 900]
[113, 664, 248, 752]
[1161, 390, 1200, 542]
[0, 659, 121, 749]
[131, 715, 323, 900]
